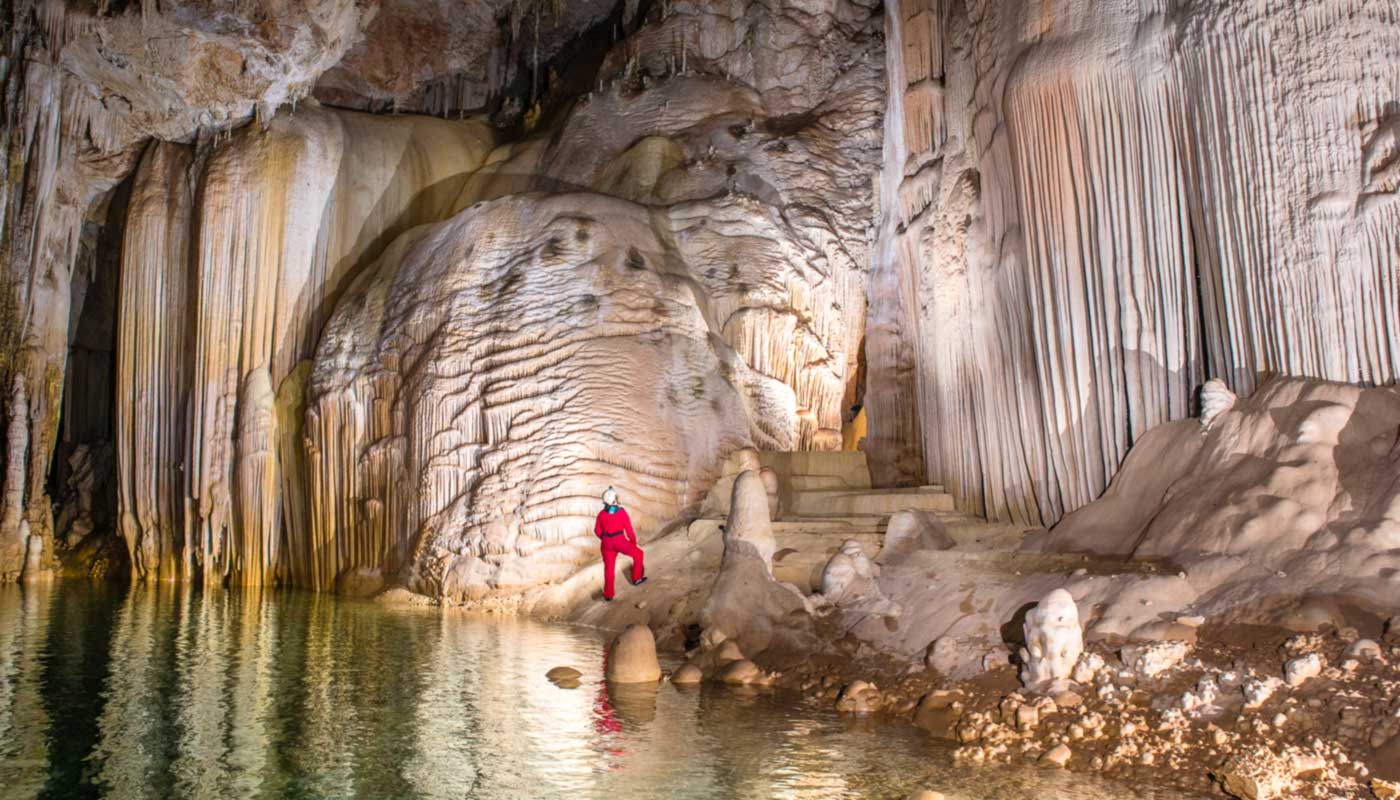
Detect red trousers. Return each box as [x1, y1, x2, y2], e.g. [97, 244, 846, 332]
[600, 536, 644, 599]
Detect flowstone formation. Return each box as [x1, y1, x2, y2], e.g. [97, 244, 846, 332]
[307, 193, 764, 599]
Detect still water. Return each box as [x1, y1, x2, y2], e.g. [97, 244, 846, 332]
[0, 583, 1192, 799]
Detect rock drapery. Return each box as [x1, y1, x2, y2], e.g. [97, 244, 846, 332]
[876, 0, 1400, 526]
[115, 108, 495, 586]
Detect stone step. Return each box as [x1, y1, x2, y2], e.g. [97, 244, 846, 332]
[758, 451, 872, 489]
[787, 486, 955, 516]
[787, 475, 851, 491]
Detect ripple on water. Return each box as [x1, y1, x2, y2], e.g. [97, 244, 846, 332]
[0, 583, 1198, 799]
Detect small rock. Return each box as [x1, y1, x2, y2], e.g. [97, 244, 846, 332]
[1373, 778, 1400, 800]
[1015, 703, 1039, 731]
[720, 659, 762, 685]
[1071, 652, 1105, 684]
[1343, 638, 1382, 662]
[1217, 747, 1294, 800]
[546, 666, 582, 682]
[670, 663, 703, 685]
[1290, 753, 1325, 777]
[1040, 743, 1072, 768]
[835, 680, 882, 714]
[1243, 677, 1283, 708]
[1283, 653, 1322, 687]
[1053, 690, 1083, 708]
[1121, 641, 1191, 677]
[906, 791, 946, 800]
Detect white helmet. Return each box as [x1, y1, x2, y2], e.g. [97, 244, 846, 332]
[603, 486, 619, 506]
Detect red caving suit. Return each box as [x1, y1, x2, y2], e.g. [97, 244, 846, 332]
[595, 505, 644, 600]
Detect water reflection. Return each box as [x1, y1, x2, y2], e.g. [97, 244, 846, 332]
[0, 583, 1198, 799]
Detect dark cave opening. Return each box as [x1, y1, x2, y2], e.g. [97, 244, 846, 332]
[47, 169, 133, 578]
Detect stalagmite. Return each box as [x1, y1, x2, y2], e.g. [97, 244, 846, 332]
[2, 377, 30, 548]
[1020, 589, 1084, 693]
[701, 470, 813, 655]
[1199, 379, 1236, 432]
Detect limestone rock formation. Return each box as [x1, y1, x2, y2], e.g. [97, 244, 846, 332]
[876, 509, 955, 564]
[1020, 589, 1084, 692]
[816, 538, 899, 616]
[115, 108, 495, 586]
[0, 0, 884, 589]
[314, 0, 616, 119]
[605, 624, 662, 684]
[1049, 377, 1400, 627]
[876, 0, 1400, 527]
[1199, 379, 1237, 432]
[701, 470, 813, 656]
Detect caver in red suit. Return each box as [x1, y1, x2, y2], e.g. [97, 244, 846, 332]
[595, 486, 645, 601]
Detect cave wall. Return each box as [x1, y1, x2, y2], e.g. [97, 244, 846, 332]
[10, 0, 1397, 591]
[0, 0, 376, 581]
[0, 0, 883, 592]
[877, 0, 1400, 526]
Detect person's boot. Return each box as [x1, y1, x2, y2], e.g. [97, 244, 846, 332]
[631, 577, 647, 586]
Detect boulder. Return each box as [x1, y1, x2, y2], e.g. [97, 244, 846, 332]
[719, 659, 762, 685]
[877, 510, 955, 563]
[818, 539, 881, 603]
[1283, 653, 1322, 687]
[1040, 743, 1072, 768]
[605, 624, 662, 683]
[1342, 638, 1381, 662]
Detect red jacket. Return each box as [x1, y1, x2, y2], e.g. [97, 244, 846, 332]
[595, 507, 636, 544]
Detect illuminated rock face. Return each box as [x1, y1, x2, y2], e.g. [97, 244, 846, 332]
[306, 193, 764, 598]
[876, 0, 1400, 525]
[97, 0, 882, 593]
